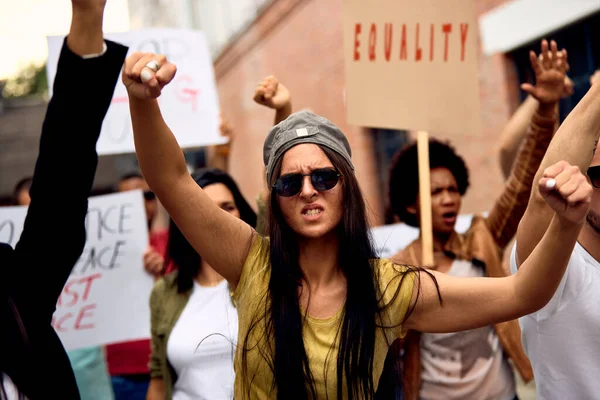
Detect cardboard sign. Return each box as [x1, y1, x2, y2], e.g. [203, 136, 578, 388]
[342, 0, 481, 137]
[46, 29, 224, 155]
[371, 215, 475, 259]
[0, 190, 153, 350]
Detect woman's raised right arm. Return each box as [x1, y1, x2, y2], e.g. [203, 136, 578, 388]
[124, 52, 254, 287]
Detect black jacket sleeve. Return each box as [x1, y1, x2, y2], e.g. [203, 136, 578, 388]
[12, 39, 128, 320]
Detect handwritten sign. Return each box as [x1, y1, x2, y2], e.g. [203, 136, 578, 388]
[0, 190, 153, 350]
[371, 214, 475, 259]
[342, 0, 481, 137]
[46, 29, 224, 155]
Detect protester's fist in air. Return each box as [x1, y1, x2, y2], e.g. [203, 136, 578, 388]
[143, 247, 164, 277]
[521, 40, 570, 104]
[253, 76, 291, 110]
[539, 161, 592, 225]
[123, 52, 177, 100]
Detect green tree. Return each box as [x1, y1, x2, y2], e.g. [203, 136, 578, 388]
[2, 63, 48, 98]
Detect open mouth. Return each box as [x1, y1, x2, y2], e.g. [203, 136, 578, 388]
[301, 205, 324, 220]
[442, 212, 457, 223]
[303, 208, 323, 216]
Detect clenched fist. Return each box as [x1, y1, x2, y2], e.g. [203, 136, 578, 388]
[253, 75, 291, 110]
[143, 247, 164, 277]
[122, 52, 177, 100]
[539, 161, 592, 225]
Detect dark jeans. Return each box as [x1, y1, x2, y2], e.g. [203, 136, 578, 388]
[111, 375, 150, 400]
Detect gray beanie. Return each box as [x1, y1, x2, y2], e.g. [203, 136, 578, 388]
[263, 111, 354, 184]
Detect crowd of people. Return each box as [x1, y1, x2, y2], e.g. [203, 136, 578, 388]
[2, 1, 600, 399]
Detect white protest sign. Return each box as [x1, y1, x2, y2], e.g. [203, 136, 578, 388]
[0, 190, 153, 350]
[371, 214, 475, 259]
[0, 207, 26, 246]
[46, 29, 223, 155]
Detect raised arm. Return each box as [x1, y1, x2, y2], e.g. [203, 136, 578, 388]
[253, 75, 292, 125]
[484, 40, 568, 250]
[406, 162, 591, 333]
[497, 95, 539, 179]
[516, 56, 600, 267]
[13, 1, 128, 311]
[252, 75, 293, 233]
[497, 78, 572, 179]
[123, 52, 254, 288]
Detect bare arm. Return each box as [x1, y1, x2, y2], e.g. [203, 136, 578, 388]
[406, 166, 591, 332]
[516, 65, 600, 267]
[146, 378, 165, 400]
[497, 95, 539, 179]
[124, 53, 254, 287]
[252, 75, 293, 232]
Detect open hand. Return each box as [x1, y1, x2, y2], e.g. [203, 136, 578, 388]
[123, 52, 177, 100]
[253, 75, 291, 110]
[521, 40, 570, 104]
[538, 161, 592, 225]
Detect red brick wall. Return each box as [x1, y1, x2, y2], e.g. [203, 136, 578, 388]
[214, 0, 519, 226]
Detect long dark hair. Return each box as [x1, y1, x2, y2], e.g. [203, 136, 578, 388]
[241, 145, 435, 399]
[165, 168, 257, 293]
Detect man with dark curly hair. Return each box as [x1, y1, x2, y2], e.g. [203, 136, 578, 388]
[380, 40, 569, 400]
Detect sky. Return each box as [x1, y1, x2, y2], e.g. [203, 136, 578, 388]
[0, 0, 130, 79]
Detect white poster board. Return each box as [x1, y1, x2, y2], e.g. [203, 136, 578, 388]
[46, 29, 223, 155]
[0, 190, 153, 350]
[371, 214, 475, 259]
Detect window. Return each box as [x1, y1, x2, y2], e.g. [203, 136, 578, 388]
[510, 11, 600, 122]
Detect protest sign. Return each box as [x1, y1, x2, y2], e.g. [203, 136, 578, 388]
[0, 190, 152, 350]
[342, 0, 481, 137]
[46, 29, 223, 155]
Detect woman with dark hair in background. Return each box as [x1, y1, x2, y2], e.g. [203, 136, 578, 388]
[146, 168, 256, 400]
[124, 50, 590, 399]
[382, 40, 568, 400]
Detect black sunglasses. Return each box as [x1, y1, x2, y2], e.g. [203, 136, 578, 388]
[143, 190, 156, 200]
[587, 166, 600, 188]
[273, 168, 341, 197]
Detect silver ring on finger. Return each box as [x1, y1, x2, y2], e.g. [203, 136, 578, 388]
[145, 60, 160, 72]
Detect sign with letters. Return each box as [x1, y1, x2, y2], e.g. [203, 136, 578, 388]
[46, 29, 224, 155]
[0, 190, 153, 350]
[342, 0, 481, 137]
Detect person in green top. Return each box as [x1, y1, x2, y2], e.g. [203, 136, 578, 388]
[123, 50, 591, 399]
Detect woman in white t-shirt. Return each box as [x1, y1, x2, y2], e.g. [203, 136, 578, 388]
[146, 169, 257, 400]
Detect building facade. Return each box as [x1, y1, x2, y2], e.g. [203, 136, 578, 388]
[6, 0, 595, 216]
